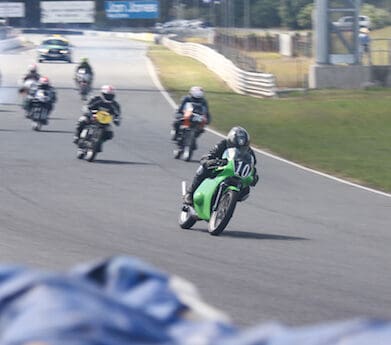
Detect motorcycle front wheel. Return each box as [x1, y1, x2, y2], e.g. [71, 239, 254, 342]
[182, 130, 195, 162]
[85, 148, 97, 162]
[208, 190, 238, 236]
[31, 121, 42, 131]
[182, 146, 192, 161]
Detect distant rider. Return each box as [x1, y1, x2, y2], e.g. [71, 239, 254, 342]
[75, 57, 94, 85]
[171, 86, 211, 141]
[73, 85, 121, 144]
[183, 127, 259, 205]
[24, 76, 57, 119]
[23, 64, 41, 82]
[19, 64, 41, 94]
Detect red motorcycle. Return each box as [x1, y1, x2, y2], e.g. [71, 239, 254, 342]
[173, 102, 207, 161]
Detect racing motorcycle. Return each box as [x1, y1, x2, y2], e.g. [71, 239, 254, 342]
[75, 68, 92, 101]
[173, 102, 206, 162]
[76, 109, 113, 162]
[179, 147, 256, 235]
[29, 89, 51, 131]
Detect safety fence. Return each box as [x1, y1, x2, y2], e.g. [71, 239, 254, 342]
[162, 36, 276, 98]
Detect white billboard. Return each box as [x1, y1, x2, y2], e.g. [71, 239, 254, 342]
[0, 3, 25, 18]
[41, 1, 95, 23]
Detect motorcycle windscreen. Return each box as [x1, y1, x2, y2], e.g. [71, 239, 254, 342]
[222, 148, 255, 181]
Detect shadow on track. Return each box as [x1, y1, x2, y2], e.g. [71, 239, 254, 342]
[221, 231, 309, 241]
[184, 227, 309, 241]
[40, 129, 74, 134]
[0, 128, 25, 132]
[49, 117, 68, 121]
[94, 159, 156, 166]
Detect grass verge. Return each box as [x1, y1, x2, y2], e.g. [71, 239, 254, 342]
[148, 45, 391, 193]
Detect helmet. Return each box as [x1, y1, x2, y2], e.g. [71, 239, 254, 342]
[81, 57, 89, 64]
[189, 86, 204, 99]
[101, 85, 115, 102]
[28, 64, 38, 72]
[360, 27, 369, 34]
[227, 127, 250, 149]
[38, 76, 50, 88]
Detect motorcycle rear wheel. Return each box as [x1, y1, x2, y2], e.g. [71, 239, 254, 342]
[76, 149, 85, 159]
[173, 148, 182, 159]
[179, 207, 197, 229]
[208, 190, 238, 236]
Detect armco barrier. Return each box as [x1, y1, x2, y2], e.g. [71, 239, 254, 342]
[162, 36, 276, 97]
[84, 30, 155, 42]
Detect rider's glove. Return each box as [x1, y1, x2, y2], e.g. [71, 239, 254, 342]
[251, 173, 259, 186]
[204, 159, 218, 169]
[114, 118, 121, 126]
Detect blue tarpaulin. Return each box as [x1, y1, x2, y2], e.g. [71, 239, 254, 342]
[0, 256, 390, 345]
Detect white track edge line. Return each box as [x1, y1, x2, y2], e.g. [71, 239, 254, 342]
[145, 57, 391, 199]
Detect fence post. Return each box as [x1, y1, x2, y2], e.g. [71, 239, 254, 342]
[389, 39, 391, 66]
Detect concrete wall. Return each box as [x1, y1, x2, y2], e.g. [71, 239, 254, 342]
[309, 64, 391, 88]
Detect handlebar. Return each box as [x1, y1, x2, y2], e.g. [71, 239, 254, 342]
[206, 158, 228, 170]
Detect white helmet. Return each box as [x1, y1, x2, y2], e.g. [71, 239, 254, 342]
[101, 85, 115, 102]
[28, 64, 38, 72]
[189, 86, 204, 99]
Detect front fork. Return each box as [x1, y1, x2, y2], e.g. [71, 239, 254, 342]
[212, 180, 241, 212]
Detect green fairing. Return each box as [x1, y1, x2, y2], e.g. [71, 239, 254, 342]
[193, 159, 254, 221]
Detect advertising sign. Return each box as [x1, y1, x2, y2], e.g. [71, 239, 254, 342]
[105, 1, 159, 19]
[0, 3, 25, 18]
[41, 1, 95, 23]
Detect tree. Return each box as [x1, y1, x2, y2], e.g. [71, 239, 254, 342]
[297, 3, 314, 29]
[361, 3, 391, 29]
[251, 0, 281, 28]
[279, 0, 312, 29]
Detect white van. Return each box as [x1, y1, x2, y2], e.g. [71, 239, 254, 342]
[333, 15, 371, 30]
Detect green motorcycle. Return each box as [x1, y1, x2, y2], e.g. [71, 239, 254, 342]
[179, 147, 256, 236]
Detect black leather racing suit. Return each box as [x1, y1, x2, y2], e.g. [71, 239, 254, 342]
[75, 95, 121, 142]
[186, 139, 259, 198]
[23, 71, 41, 82]
[75, 62, 94, 77]
[25, 84, 57, 117]
[75, 63, 94, 85]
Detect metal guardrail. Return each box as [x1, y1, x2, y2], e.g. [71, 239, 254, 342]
[162, 37, 276, 98]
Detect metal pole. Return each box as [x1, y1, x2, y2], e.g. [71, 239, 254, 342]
[314, 0, 329, 64]
[244, 0, 250, 28]
[193, 0, 198, 19]
[353, 0, 361, 64]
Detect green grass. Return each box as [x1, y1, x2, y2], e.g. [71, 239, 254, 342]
[219, 26, 391, 87]
[149, 45, 391, 193]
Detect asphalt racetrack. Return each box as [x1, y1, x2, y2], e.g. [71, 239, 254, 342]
[1, 35, 390, 327]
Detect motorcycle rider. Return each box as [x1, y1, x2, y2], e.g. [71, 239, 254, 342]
[75, 57, 94, 86]
[183, 127, 259, 205]
[23, 64, 41, 82]
[171, 86, 211, 142]
[24, 76, 57, 119]
[73, 85, 121, 144]
[19, 64, 41, 94]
